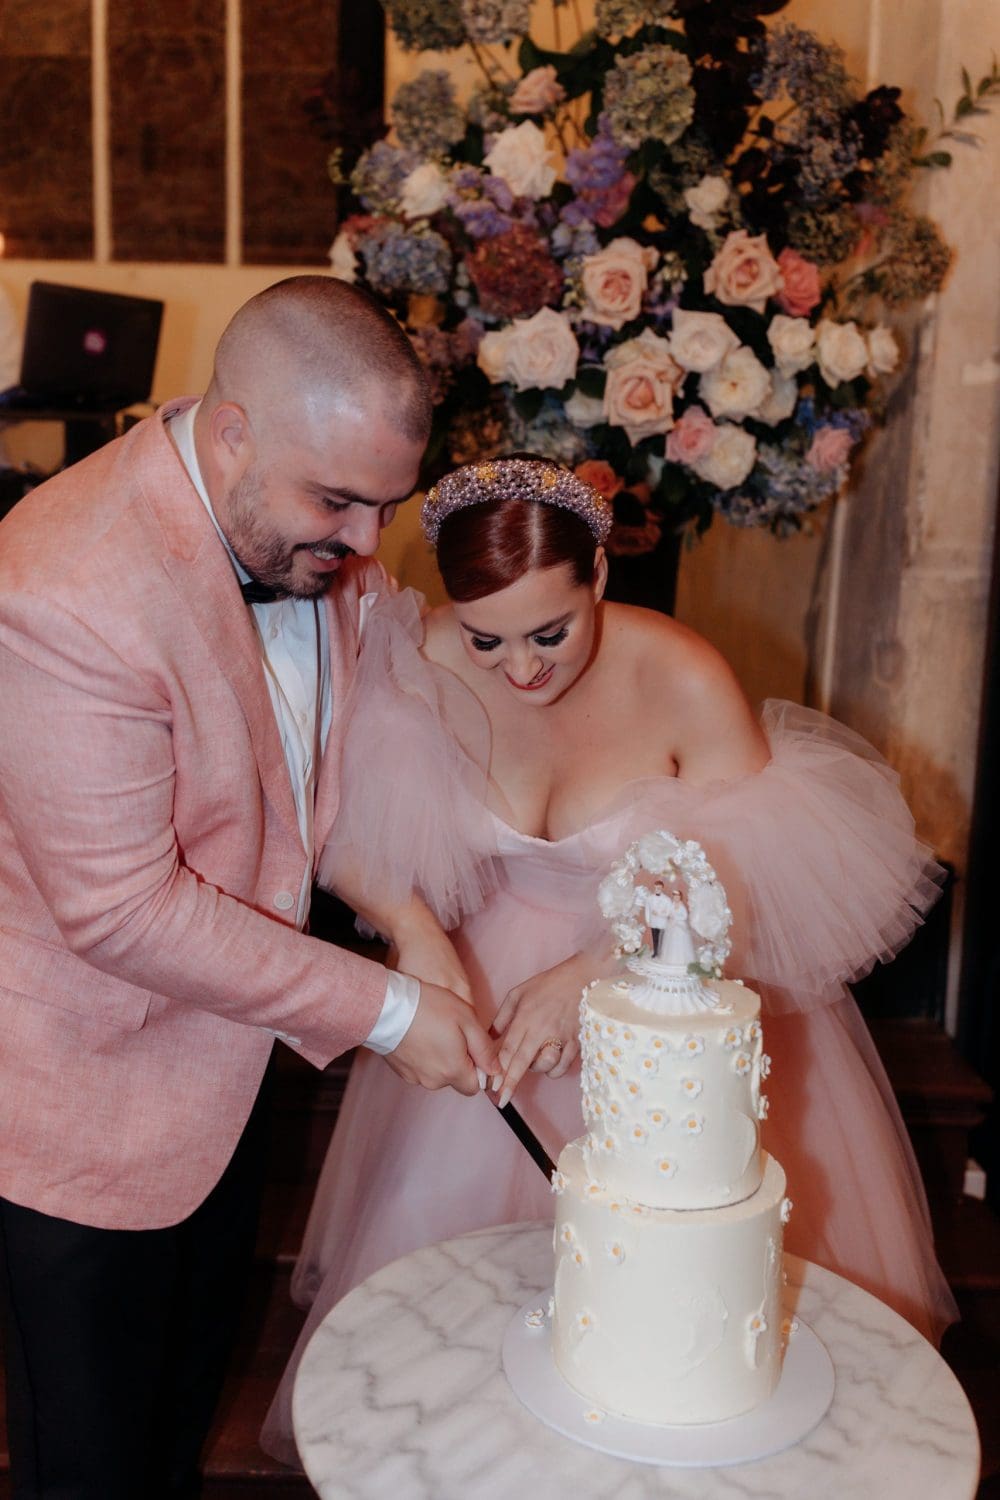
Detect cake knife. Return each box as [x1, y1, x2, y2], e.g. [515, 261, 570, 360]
[493, 1097, 556, 1180]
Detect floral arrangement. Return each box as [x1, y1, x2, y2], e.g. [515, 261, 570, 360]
[325, 1, 992, 539]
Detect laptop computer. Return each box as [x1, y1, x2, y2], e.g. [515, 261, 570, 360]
[0, 281, 164, 415]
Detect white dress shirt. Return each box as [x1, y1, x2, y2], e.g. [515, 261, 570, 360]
[168, 402, 418, 1054]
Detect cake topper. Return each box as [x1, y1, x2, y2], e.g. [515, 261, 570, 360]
[596, 831, 732, 1015]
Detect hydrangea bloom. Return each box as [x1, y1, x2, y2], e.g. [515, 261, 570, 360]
[382, 0, 466, 52]
[351, 141, 417, 214]
[363, 226, 452, 297]
[392, 71, 467, 156]
[460, 0, 531, 43]
[595, 0, 676, 36]
[603, 45, 695, 150]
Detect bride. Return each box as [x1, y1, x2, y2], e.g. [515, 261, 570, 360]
[261, 455, 955, 1465]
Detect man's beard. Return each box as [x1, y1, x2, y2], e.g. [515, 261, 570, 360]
[225, 467, 353, 600]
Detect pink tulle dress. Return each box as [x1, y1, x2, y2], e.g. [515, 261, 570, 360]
[260, 589, 957, 1467]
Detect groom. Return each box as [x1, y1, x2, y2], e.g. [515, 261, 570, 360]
[0, 276, 495, 1498]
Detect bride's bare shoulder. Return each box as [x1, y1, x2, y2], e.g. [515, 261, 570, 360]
[421, 603, 464, 668]
[602, 603, 725, 690]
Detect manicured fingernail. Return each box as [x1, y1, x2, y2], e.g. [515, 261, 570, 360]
[476, 1068, 487, 1090]
[492, 1074, 503, 1092]
[498, 1087, 511, 1110]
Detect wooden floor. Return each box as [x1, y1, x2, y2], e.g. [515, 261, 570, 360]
[1, 1027, 998, 1499]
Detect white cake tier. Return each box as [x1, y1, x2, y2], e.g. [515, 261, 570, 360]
[579, 977, 767, 1210]
[552, 1143, 789, 1426]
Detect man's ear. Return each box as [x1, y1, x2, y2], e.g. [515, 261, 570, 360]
[208, 401, 254, 478]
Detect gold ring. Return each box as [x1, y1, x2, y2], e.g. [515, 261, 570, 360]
[541, 1037, 564, 1051]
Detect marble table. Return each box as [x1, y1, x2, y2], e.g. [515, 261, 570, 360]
[293, 1222, 980, 1500]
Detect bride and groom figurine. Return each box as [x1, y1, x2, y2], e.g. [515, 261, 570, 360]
[635, 878, 697, 970]
[625, 873, 728, 1015]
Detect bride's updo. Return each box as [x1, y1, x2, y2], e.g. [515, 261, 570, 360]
[423, 454, 611, 604]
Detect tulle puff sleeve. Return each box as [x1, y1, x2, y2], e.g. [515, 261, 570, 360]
[595, 700, 946, 1015]
[318, 589, 497, 931]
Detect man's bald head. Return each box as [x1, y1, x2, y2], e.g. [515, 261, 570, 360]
[205, 275, 432, 446]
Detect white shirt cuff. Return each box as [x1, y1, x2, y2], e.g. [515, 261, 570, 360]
[363, 970, 420, 1055]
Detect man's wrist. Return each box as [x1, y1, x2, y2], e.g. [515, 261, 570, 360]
[363, 969, 420, 1054]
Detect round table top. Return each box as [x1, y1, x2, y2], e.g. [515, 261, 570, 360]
[293, 1222, 979, 1500]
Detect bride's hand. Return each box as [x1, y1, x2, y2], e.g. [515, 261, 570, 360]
[388, 901, 473, 1007]
[491, 951, 598, 1107]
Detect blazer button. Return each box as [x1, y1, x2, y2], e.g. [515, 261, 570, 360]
[273, 891, 295, 911]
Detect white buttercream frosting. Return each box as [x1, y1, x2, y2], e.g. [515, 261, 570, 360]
[552, 1146, 787, 1425]
[579, 977, 764, 1210]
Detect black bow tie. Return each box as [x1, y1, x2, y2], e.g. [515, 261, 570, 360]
[240, 576, 282, 605]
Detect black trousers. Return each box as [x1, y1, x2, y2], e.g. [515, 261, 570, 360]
[0, 1064, 273, 1500]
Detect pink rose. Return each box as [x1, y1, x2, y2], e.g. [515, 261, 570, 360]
[775, 248, 822, 317]
[666, 406, 717, 466]
[580, 237, 657, 330]
[704, 230, 783, 315]
[574, 460, 624, 501]
[806, 426, 854, 473]
[603, 329, 684, 444]
[510, 65, 566, 115]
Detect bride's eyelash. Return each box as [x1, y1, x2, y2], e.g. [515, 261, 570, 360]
[469, 626, 569, 652]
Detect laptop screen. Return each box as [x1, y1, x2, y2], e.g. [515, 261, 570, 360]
[17, 282, 164, 408]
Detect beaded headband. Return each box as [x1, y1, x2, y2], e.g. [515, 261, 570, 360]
[421, 457, 613, 545]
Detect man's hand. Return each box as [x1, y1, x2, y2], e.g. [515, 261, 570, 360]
[384, 982, 498, 1096]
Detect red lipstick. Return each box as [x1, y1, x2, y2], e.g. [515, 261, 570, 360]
[505, 666, 555, 692]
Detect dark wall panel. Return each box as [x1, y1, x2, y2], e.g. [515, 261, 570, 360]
[0, 0, 93, 258]
[108, 0, 226, 262]
[241, 0, 341, 264]
[1, 0, 380, 266]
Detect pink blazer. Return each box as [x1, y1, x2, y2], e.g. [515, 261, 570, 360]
[0, 401, 391, 1229]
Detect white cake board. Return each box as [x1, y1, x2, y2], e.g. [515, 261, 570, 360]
[502, 1295, 834, 1468]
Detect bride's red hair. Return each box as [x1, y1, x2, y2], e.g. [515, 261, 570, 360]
[435, 455, 600, 603]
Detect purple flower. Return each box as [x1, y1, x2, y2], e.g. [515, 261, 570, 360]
[566, 118, 631, 194]
[453, 200, 515, 239]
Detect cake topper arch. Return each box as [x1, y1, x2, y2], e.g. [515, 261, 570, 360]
[597, 830, 733, 1014]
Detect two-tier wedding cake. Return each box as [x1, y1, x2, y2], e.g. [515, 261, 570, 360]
[548, 831, 793, 1427]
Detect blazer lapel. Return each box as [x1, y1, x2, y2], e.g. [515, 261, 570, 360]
[141, 406, 302, 846]
[312, 586, 355, 861]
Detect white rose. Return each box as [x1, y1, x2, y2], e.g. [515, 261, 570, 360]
[598, 873, 636, 919]
[866, 324, 900, 378]
[579, 237, 657, 330]
[767, 314, 815, 376]
[510, 64, 565, 115]
[815, 319, 869, 387]
[698, 346, 771, 421]
[688, 881, 728, 940]
[477, 306, 579, 390]
[668, 309, 740, 373]
[603, 328, 684, 443]
[690, 423, 757, 489]
[399, 162, 451, 220]
[563, 387, 606, 428]
[637, 831, 680, 872]
[683, 174, 729, 230]
[328, 231, 357, 283]
[753, 368, 798, 426]
[483, 120, 557, 200]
